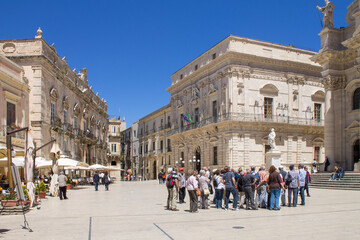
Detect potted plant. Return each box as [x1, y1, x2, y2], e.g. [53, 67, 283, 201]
[66, 178, 72, 190]
[38, 181, 46, 199]
[1, 193, 18, 207]
[21, 185, 31, 206]
[35, 185, 40, 202]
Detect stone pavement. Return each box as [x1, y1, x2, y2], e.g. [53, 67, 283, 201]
[0, 181, 360, 240]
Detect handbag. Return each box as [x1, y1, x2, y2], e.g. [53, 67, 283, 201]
[196, 189, 201, 196]
[203, 188, 210, 196]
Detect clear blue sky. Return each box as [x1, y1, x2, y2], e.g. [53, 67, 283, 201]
[0, 0, 350, 125]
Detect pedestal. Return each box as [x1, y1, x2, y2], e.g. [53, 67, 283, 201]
[265, 150, 282, 170]
[354, 162, 360, 172]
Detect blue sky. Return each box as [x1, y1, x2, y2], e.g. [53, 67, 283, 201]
[0, 0, 350, 125]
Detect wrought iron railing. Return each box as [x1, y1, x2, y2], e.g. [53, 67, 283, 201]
[167, 112, 324, 136]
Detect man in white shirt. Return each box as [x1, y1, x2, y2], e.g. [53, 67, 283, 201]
[298, 164, 307, 206]
[58, 171, 68, 200]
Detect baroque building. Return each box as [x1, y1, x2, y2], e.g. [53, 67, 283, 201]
[0, 28, 109, 165]
[0, 54, 29, 167]
[166, 36, 325, 174]
[108, 117, 126, 179]
[312, 0, 360, 171]
[138, 104, 172, 180]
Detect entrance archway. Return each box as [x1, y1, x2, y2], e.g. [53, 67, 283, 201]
[354, 139, 359, 168]
[195, 147, 201, 172]
[152, 160, 157, 180]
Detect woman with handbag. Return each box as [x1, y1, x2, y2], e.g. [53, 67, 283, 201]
[186, 170, 200, 213]
[267, 165, 284, 210]
[199, 170, 210, 209]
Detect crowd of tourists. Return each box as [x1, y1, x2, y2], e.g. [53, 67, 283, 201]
[164, 164, 311, 213]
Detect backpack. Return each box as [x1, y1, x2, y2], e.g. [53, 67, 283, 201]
[285, 172, 293, 186]
[237, 175, 243, 191]
[166, 174, 174, 188]
[213, 176, 219, 188]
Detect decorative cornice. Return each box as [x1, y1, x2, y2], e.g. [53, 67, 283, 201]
[322, 75, 346, 91]
[311, 49, 357, 65]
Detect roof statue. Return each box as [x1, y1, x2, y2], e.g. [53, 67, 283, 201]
[317, 0, 335, 28]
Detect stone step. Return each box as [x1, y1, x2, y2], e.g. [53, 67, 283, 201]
[310, 186, 360, 191]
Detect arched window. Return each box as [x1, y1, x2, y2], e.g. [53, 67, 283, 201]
[353, 88, 360, 110]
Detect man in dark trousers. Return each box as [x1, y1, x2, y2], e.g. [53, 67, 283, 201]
[279, 166, 287, 206]
[93, 171, 100, 191]
[242, 168, 257, 210]
[304, 166, 311, 197]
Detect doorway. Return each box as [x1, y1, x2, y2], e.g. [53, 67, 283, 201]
[354, 139, 359, 169]
[152, 160, 157, 180]
[195, 147, 201, 172]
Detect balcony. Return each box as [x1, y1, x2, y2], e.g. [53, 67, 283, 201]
[167, 147, 172, 152]
[167, 112, 324, 136]
[51, 117, 62, 130]
[63, 123, 73, 134]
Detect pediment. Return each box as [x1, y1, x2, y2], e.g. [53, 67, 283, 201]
[311, 90, 325, 102]
[209, 136, 219, 143]
[346, 120, 360, 131]
[260, 84, 278, 96]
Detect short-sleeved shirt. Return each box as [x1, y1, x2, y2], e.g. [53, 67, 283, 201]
[223, 171, 235, 189]
[199, 176, 209, 191]
[242, 173, 255, 188]
[215, 175, 225, 190]
[58, 175, 67, 187]
[186, 175, 198, 191]
[298, 169, 306, 187]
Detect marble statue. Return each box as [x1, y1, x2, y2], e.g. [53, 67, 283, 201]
[268, 128, 276, 150]
[317, 0, 335, 28]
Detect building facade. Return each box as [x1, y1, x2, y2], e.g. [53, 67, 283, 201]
[138, 104, 172, 180]
[108, 117, 125, 179]
[312, 0, 360, 171]
[0, 54, 29, 162]
[0, 28, 108, 165]
[166, 36, 325, 173]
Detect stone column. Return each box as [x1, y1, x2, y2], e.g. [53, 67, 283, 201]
[244, 134, 250, 168]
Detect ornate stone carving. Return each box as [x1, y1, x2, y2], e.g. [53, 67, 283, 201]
[317, 0, 335, 29]
[208, 82, 218, 95]
[286, 75, 306, 85]
[322, 75, 346, 90]
[2, 42, 16, 53]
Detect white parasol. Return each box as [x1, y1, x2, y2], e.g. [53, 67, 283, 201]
[25, 132, 35, 207]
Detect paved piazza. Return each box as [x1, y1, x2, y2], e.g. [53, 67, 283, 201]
[0, 181, 359, 240]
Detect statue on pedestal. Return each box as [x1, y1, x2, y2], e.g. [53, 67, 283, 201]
[268, 128, 276, 150]
[317, 0, 335, 28]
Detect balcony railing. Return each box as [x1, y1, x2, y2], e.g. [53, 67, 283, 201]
[167, 112, 324, 136]
[51, 117, 62, 128]
[63, 123, 73, 133]
[167, 147, 172, 152]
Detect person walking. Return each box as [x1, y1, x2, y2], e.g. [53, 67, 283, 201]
[186, 170, 199, 213]
[304, 166, 311, 197]
[58, 171, 68, 200]
[178, 168, 186, 204]
[223, 166, 238, 211]
[242, 168, 257, 210]
[104, 172, 110, 191]
[298, 164, 306, 205]
[158, 171, 163, 184]
[267, 166, 283, 210]
[93, 171, 100, 191]
[285, 165, 300, 207]
[279, 166, 287, 206]
[166, 168, 179, 211]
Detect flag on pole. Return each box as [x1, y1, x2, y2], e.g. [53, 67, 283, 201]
[182, 114, 190, 125]
[188, 113, 194, 124]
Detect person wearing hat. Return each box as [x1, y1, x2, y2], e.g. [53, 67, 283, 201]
[178, 168, 186, 204]
[58, 171, 68, 200]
